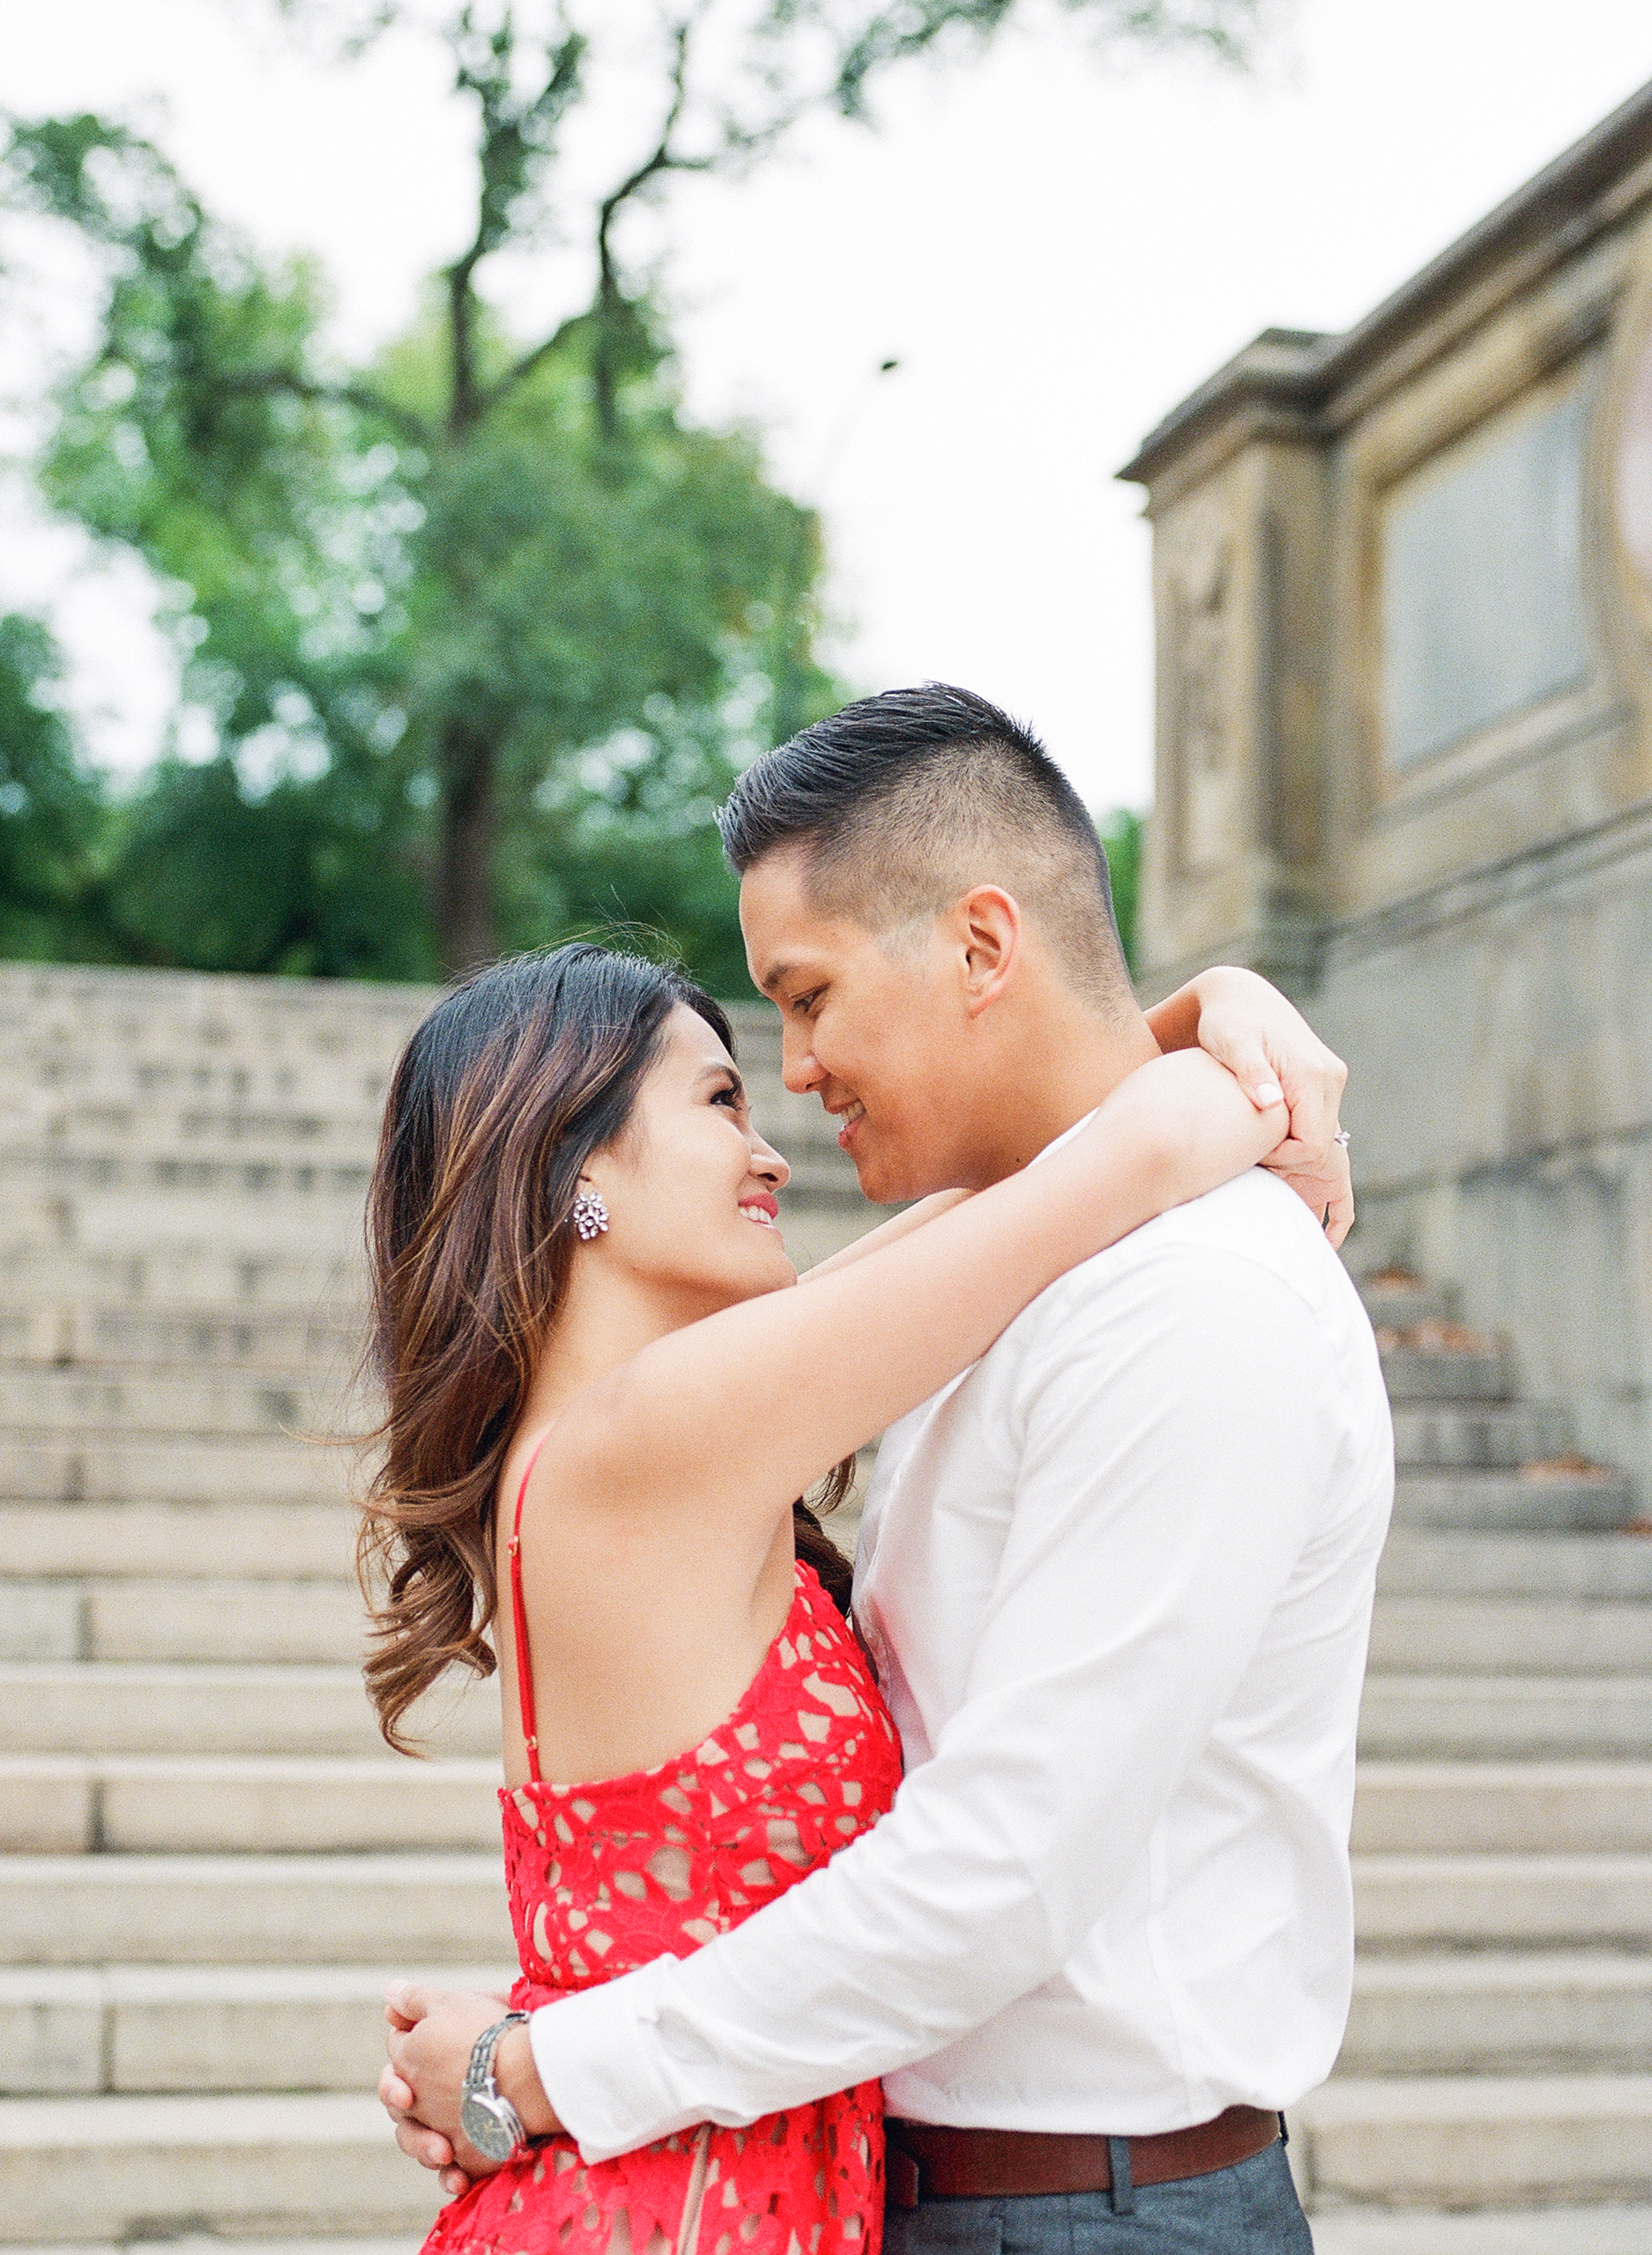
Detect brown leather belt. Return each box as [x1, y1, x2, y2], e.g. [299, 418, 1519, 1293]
[883, 2109, 1282, 2208]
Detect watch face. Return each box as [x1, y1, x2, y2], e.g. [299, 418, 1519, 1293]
[461, 2089, 523, 2163]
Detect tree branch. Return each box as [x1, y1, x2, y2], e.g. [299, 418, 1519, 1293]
[443, 8, 586, 435]
[211, 369, 430, 447]
[478, 312, 587, 419]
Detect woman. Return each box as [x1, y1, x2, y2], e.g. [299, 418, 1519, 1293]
[360, 943, 1299, 2255]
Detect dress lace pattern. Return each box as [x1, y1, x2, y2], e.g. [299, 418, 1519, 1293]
[422, 1507, 902, 2255]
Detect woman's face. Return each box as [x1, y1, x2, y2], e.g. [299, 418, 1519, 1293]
[583, 1005, 797, 1314]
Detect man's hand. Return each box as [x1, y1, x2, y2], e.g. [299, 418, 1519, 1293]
[1145, 966, 1353, 1247]
[380, 1983, 560, 2200]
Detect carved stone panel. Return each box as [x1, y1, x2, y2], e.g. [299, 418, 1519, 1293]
[1615, 315, 1652, 594]
[1163, 519, 1236, 873]
[1380, 382, 1590, 770]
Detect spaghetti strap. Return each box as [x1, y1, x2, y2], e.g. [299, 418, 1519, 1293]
[507, 1430, 555, 1782]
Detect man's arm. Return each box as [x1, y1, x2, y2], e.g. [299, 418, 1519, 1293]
[508, 1243, 1335, 2162]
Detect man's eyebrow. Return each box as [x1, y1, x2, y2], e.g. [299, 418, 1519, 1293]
[756, 959, 813, 998]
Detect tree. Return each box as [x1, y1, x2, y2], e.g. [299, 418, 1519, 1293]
[1098, 803, 1142, 972]
[4, 0, 1257, 980]
[0, 614, 115, 962]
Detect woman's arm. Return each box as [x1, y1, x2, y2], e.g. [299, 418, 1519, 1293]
[805, 971, 1346, 1284]
[799, 1190, 971, 1283]
[1146, 965, 1353, 1245]
[559, 1051, 1284, 1535]
[809, 972, 1346, 1283]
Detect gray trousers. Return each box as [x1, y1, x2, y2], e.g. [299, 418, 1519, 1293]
[882, 2139, 1313, 2255]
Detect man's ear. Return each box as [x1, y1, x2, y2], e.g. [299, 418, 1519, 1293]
[948, 887, 1023, 1018]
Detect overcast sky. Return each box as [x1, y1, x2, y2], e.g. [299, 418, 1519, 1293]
[4, 0, 1652, 808]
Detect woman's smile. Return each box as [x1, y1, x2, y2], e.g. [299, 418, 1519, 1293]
[740, 1191, 780, 1228]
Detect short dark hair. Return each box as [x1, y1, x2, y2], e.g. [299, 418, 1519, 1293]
[718, 684, 1130, 1008]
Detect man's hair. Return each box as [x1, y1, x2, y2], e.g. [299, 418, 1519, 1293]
[718, 683, 1132, 1009]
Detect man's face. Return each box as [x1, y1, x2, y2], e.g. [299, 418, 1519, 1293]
[740, 847, 983, 1204]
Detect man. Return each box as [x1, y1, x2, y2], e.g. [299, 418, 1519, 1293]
[383, 685, 1393, 2251]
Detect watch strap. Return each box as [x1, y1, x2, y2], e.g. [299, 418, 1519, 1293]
[464, 2010, 531, 2100]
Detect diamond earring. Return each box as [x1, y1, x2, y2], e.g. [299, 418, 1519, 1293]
[571, 1187, 610, 1241]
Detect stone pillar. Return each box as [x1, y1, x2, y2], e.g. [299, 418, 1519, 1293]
[1120, 90, 1652, 1503]
[1125, 331, 1334, 999]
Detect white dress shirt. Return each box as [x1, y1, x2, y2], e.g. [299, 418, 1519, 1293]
[532, 1160, 1395, 2159]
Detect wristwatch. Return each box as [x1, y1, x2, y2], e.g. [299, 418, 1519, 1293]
[459, 2012, 532, 2163]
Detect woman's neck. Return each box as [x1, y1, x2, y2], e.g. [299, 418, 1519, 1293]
[515, 1264, 729, 1438]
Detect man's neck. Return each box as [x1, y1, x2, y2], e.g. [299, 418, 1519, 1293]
[968, 1007, 1162, 1187]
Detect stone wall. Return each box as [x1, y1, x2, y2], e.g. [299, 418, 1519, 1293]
[1121, 80, 1652, 1504]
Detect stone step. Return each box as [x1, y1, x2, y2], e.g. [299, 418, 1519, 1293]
[1309, 2207, 1652, 2253]
[0, 1754, 502, 1854]
[33, 1375, 1621, 1470]
[0, 1169, 857, 1260]
[0, 960, 431, 1031]
[48, 2229, 1652, 2255]
[0, 1664, 496, 1759]
[1368, 1597, 1652, 1674]
[1358, 1675, 1652, 1758]
[0, 1246, 364, 1318]
[1379, 1529, 1652, 1601]
[1351, 1762, 1652, 1854]
[0, 1854, 516, 1965]
[1391, 1403, 1574, 1470]
[0, 969, 752, 1053]
[1358, 1274, 1462, 1328]
[0, 1046, 407, 1100]
[0, 1150, 377, 1204]
[19, 1105, 391, 1159]
[1355, 1854, 1652, 1946]
[0, 2090, 442, 2240]
[18, 2080, 1638, 2244]
[0, 1433, 351, 1505]
[0, 1191, 371, 1261]
[0, 1577, 362, 1664]
[1340, 1952, 1652, 2075]
[0, 1367, 358, 1436]
[15, 1849, 1648, 1964]
[1379, 1343, 1513, 1402]
[1393, 1470, 1633, 1532]
[16, 1949, 1650, 2099]
[0, 1500, 353, 1579]
[0, 1306, 360, 1371]
[0, 1962, 513, 2095]
[16, 1071, 837, 1150]
[1294, 2074, 1652, 2208]
[5, 2242, 420, 2255]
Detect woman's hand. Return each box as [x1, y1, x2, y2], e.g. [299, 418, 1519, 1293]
[1144, 966, 1353, 1246]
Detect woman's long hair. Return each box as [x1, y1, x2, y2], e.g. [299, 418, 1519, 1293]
[359, 941, 852, 1753]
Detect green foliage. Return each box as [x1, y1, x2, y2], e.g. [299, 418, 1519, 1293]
[4, 3, 1254, 986]
[0, 615, 114, 962]
[1098, 804, 1142, 973]
[101, 751, 437, 980]
[5, 116, 830, 992]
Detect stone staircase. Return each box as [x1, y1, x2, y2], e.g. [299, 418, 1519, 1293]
[1305, 1274, 1652, 2252]
[0, 965, 1647, 2251]
[0, 964, 864, 2248]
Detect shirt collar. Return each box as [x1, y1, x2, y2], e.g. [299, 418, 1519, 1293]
[1024, 1107, 1100, 1171]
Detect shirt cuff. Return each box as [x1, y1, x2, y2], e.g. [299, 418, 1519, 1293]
[530, 1963, 705, 2164]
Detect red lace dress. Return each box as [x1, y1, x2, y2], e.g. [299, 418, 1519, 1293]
[423, 1453, 903, 2255]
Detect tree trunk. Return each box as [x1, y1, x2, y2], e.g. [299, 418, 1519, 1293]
[435, 714, 500, 979]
